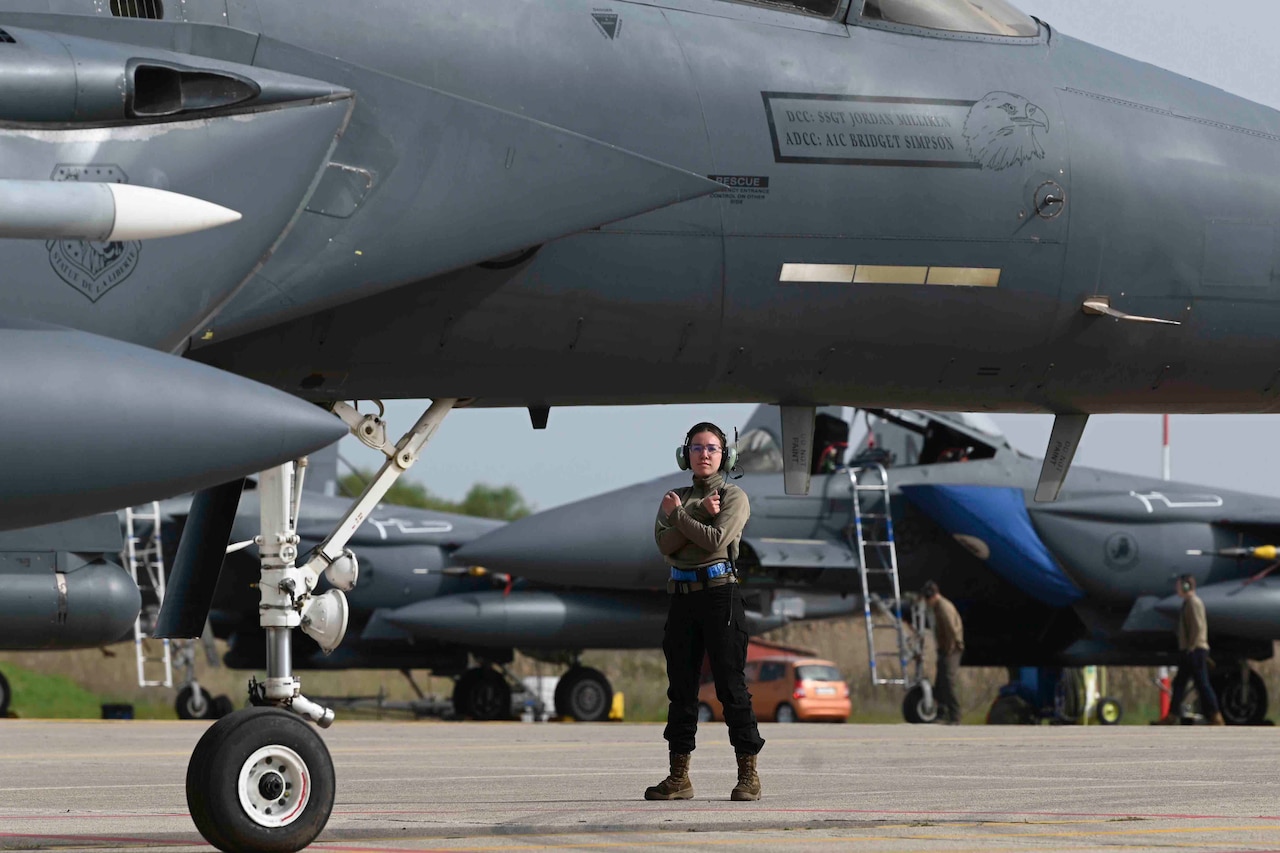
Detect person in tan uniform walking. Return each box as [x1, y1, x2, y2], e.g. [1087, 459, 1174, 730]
[1156, 575, 1225, 725]
[923, 580, 963, 724]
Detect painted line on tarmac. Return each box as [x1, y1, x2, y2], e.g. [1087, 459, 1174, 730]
[326, 805, 1280, 822]
[0, 831, 199, 847]
[305, 822, 1280, 852]
[0, 783, 183, 792]
[0, 812, 189, 820]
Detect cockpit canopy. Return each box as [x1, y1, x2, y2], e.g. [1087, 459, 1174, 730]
[736, 406, 1010, 474]
[859, 0, 1039, 37]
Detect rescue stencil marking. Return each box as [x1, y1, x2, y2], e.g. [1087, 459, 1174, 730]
[762, 92, 1049, 170]
[709, 174, 770, 204]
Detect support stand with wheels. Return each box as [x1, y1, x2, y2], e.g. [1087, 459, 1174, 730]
[185, 398, 456, 852]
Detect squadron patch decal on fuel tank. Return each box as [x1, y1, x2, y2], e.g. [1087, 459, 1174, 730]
[46, 164, 140, 303]
[762, 91, 1048, 170]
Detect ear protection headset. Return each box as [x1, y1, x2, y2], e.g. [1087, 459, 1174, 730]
[676, 421, 738, 472]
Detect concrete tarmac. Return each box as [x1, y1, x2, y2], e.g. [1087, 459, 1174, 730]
[1, 719, 1278, 852]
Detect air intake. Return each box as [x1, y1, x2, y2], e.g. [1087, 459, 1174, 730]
[110, 0, 163, 19]
[130, 64, 259, 117]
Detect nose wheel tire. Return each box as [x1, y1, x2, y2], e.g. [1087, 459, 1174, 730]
[902, 684, 938, 724]
[178, 686, 235, 720]
[187, 706, 335, 853]
[177, 685, 215, 720]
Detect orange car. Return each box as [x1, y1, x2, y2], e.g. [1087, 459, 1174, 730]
[698, 656, 851, 723]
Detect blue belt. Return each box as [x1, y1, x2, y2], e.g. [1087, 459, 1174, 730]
[671, 562, 732, 582]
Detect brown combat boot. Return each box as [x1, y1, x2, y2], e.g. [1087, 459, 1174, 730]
[730, 752, 761, 801]
[1210, 712, 1226, 726]
[644, 752, 693, 800]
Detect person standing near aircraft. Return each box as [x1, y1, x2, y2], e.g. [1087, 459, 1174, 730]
[923, 580, 964, 724]
[646, 422, 764, 802]
[1156, 575, 1225, 725]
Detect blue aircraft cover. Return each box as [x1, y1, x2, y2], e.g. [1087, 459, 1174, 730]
[900, 484, 1084, 607]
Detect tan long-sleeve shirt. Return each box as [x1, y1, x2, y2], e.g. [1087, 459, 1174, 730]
[931, 595, 964, 654]
[1178, 593, 1209, 652]
[653, 471, 749, 569]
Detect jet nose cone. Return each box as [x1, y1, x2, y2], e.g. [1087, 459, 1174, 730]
[0, 318, 347, 530]
[454, 479, 677, 589]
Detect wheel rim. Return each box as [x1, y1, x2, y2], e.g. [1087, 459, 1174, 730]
[1100, 702, 1120, 724]
[237, 745, 311, 828]
[571, 682, 606, 719]
[473, 678, 508, 719]
[184, 689, 208, 718]
[1219, 676, 1264, 724]
[777, 705, 795, 723]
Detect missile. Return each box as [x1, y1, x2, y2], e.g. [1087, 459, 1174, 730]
[0, 317, 348, 531]
[0, 180, 241, 241]
[1186, 545, 1279, 560]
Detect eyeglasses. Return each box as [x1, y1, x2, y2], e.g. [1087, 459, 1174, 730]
[688, 444, 722, 455]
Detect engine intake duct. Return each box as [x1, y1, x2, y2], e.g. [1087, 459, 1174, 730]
[0, 26, 343, 124]
[130, 62, 260, 117]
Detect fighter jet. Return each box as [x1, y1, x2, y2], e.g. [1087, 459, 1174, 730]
[154, 485, 853, 722]
[7, 0, 1280, 848]
[457, 405, 1280, 727]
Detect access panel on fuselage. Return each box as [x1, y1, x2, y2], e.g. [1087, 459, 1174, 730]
[669, 8, 1069, 405]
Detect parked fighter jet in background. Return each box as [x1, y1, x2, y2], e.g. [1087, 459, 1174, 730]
[145, 484, 852, 722]
[458, 405, 1280, 726]
[7, 0, 1280, 848]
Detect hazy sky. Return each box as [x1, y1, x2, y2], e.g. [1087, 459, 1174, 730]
[343, 0, 1280, 511]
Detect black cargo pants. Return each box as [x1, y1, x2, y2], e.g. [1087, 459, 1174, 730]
[662, 582, 765, 756]
[1169, 648, 1220, 718]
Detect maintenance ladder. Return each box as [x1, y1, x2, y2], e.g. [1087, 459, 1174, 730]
[846, 465, 916, 687]
[124, 503, 173, 688]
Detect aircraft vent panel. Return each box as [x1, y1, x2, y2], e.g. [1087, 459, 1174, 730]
[110, 0, 164, 20]
[0, 29, 14, 44]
